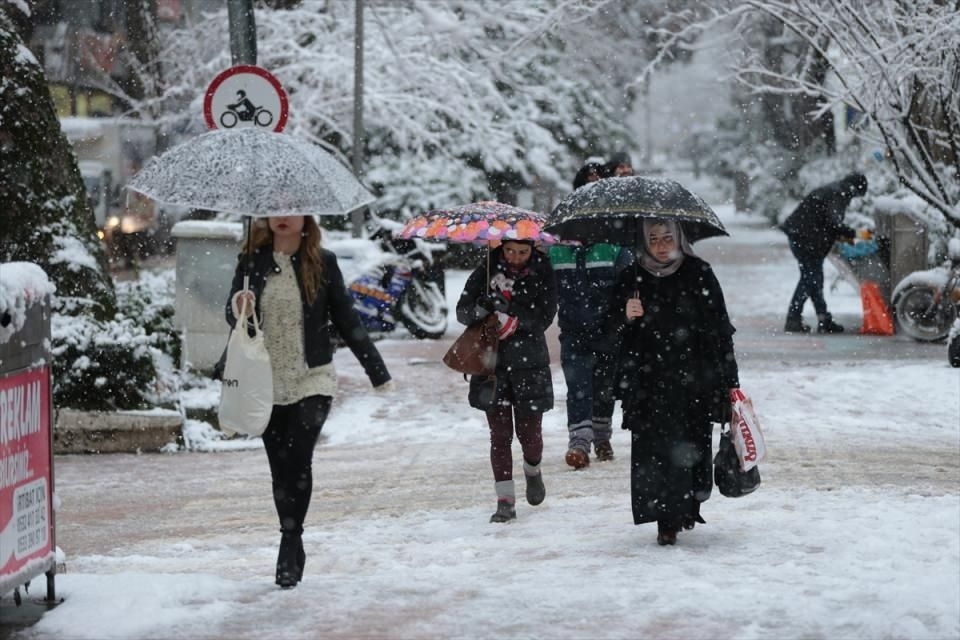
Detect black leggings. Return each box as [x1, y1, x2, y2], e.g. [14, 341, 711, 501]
[261, 395, 332, 533]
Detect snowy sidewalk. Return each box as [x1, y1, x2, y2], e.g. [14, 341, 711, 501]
[3, 206, 958, 640]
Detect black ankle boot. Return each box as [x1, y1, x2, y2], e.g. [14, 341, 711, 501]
[817, 314, 844, 334]
[296, 538, 305, 583]
[276, 530, 302, 588]
[784, 317, 811, 333]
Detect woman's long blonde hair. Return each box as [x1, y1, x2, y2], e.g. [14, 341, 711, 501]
[248, 216, 325, 305]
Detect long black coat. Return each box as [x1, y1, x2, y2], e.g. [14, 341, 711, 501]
[456, 247, 557, 414]
[610, 255, 739, 525]
[219, 245, 391, 387]
[780, 175, 861, 259]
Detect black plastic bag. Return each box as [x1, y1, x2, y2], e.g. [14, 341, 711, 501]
[714, 428, 761, 497]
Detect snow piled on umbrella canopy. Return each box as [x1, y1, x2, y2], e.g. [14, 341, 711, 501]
[127, 128, 375, 217]
[0, 262, 56, 344]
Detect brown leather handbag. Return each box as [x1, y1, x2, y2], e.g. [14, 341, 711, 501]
[443, 314, 499, 376]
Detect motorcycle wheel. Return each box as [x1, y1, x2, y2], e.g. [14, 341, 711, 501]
[398, 279, 448, 340]
[892, 285, 957, 342]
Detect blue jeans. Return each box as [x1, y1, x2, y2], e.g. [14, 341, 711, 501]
[559, 333, 617, 452]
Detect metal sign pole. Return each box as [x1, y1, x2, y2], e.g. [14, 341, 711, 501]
[227, 0, 257, 65]
[351, 0, 366, 238]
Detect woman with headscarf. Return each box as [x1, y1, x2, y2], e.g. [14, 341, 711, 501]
[609, 218, 740, 545]
[455, 239, 558, 523]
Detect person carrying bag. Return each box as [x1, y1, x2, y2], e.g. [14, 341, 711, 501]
[219, 214, 393, 589]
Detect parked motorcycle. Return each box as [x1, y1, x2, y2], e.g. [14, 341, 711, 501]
[891, 238, 960, 342]
[345, 226, 448, 340]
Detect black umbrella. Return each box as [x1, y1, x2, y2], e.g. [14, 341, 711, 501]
[545, 176, 728, 244]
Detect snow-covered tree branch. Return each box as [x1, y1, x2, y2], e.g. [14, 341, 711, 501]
[130, 0, 696, 217]
[651, 0, 960, 230]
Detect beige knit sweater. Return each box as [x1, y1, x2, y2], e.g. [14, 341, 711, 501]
[260, 252, 337, 405]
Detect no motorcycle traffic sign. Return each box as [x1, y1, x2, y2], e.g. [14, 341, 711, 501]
[204, 65, 289, 132]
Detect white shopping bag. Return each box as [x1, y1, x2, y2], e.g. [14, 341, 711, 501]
[218, 298, 273, 437]
[729, 388, 767, 471]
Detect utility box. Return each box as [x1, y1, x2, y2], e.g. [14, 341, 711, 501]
[874, 205, 929, 295]
[171, 221, 242, 372]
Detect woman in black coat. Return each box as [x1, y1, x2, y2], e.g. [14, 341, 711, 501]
[224, 215, 392, 587]
[455, 240, 558, 523]
[610, 218, 739, 546]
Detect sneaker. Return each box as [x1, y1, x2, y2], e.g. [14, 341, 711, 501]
[525, 473, 545, 506]
[594, 441, 615, 462]
[489, 500, 517, 523]
[784, 318, 811, 333]
[565, 448, 590, 469]
[817, 317, 845, 333]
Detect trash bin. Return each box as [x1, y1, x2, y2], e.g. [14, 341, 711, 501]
[874, 206, 929, 300]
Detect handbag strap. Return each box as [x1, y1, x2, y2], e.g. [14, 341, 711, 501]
[238, 294, 263, 338]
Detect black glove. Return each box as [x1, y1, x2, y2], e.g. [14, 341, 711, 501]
[476, 295, 496, 312]
[717, 398, 733, 424]
[486, 292, 511, 314]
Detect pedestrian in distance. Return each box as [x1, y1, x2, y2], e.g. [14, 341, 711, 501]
[550, 163, 633, 468]
[606, 150, 634, 177]
[572, 161, 610, 190]
[781, 172, 868, 333]
[223, 214, 393, 588]
[455, 239, 558, 523]
[610, 218, 740, 546]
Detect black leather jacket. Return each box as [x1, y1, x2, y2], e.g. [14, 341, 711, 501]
[217, 245, 391, 387]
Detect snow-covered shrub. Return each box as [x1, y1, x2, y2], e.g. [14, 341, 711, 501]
[51, 314, 159, 410]
[50, 269, 179, 411]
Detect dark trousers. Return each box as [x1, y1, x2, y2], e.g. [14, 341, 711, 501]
[559, 333, 617, 448]
[486, 405, 543, 481]
[262, 395, 332, 533]
[787, 241, 829, 318]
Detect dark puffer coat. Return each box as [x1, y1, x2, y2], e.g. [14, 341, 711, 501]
[610, 255, 739, 525]
[219, 245, 391, 387]
[455, 247, 558, 414]
[780, 173, 865, 259]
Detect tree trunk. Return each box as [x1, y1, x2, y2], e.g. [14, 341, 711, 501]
[0, 9, 116, 318]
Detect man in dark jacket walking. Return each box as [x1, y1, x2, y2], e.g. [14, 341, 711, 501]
[781, 172, 868, 333]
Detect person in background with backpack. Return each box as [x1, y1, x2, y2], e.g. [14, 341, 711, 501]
[550, 165, 633, 468]
[224, 214, 393, 588]
[455, 239, 558, 523]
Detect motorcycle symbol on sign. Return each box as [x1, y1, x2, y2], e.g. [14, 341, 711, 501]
[220, 90, 274, 128]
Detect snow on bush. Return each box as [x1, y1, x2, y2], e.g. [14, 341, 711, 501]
[50, 269, 179, 411]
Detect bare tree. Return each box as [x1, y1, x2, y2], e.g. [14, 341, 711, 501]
[650, 0, 960, 231]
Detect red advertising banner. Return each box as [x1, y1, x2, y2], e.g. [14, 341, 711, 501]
[0, 366, 53, 583]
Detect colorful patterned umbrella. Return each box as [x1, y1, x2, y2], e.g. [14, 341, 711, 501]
[399, 201, 559, 245]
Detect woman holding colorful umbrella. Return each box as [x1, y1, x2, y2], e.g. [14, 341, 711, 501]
[456, 237, 558, 522]
[403, 201, 558, 523]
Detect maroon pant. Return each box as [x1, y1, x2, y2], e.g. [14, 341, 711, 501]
[486, 406, 543, 481]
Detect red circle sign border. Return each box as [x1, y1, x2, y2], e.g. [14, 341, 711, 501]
[203, 65, 289, 132]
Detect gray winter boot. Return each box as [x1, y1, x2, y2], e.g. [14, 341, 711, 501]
[523, 460, 545, 506]
[490, 480, 517, 523]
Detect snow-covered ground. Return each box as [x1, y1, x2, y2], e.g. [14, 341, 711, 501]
[4, 202, 959, 640]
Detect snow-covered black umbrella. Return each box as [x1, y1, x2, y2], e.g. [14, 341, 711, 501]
[545, 176, 728, 244]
